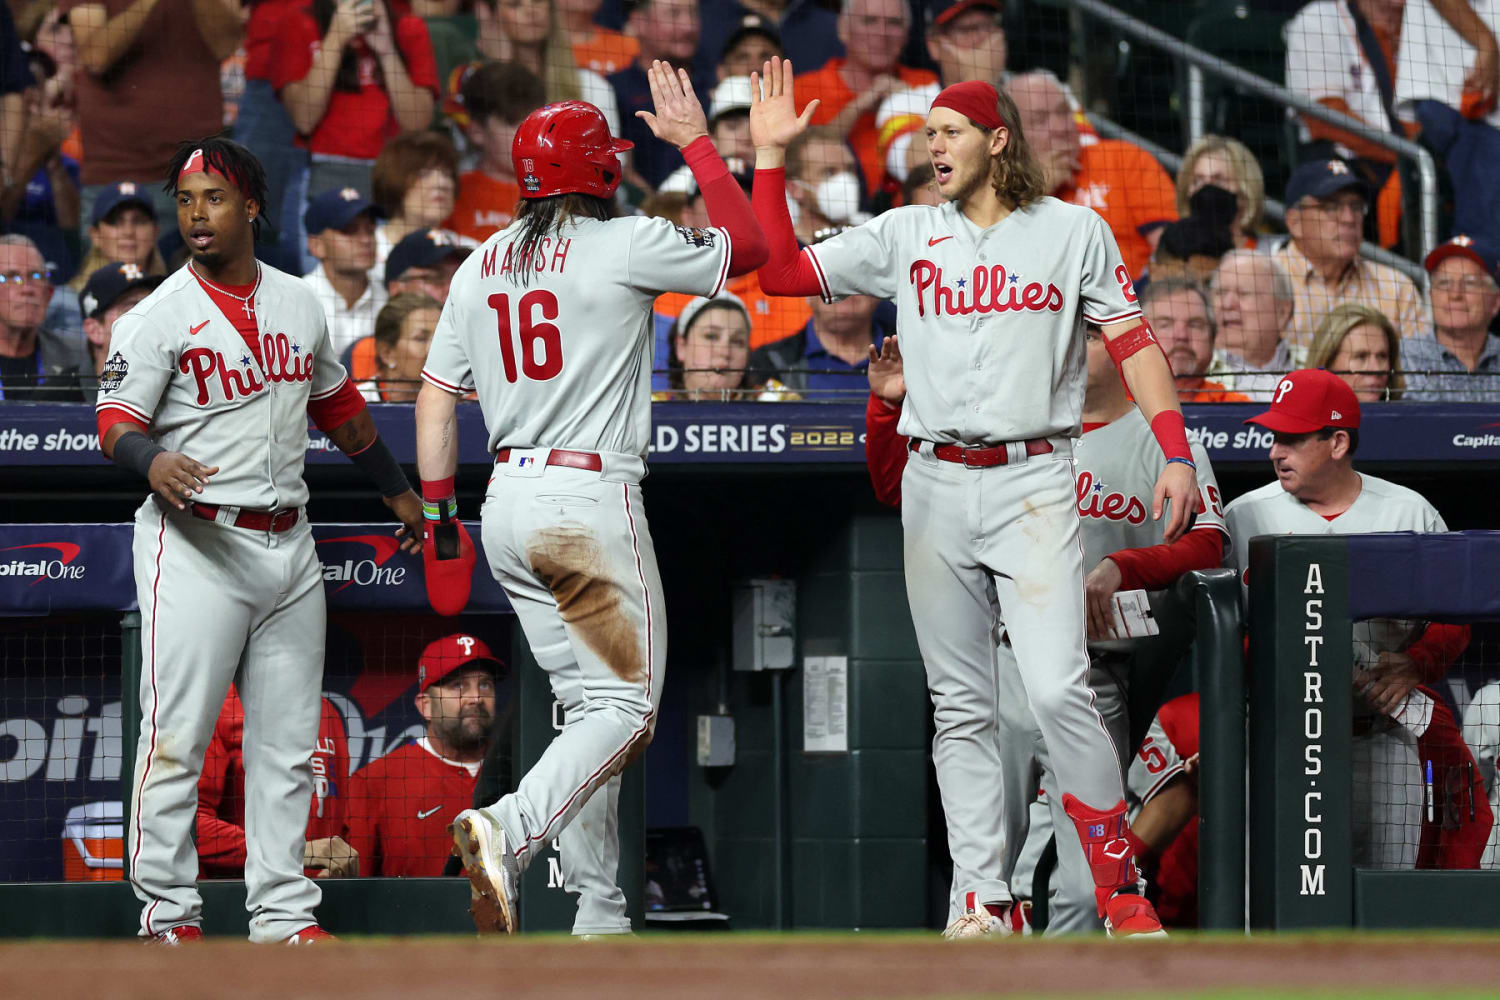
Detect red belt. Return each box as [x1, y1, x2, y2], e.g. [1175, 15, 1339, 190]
[190, 502, 302, 533]
[912, 438, 1054, 469]
[495, 448, 603, 472]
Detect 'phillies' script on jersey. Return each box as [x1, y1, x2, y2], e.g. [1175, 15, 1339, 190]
[179, 333, 315, 406]
[908, 261, 1064, 317]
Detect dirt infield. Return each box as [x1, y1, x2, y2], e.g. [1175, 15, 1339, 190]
[9, 934, 1500, 999]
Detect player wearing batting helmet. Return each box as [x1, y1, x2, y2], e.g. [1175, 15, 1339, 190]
[416, 64, 768, 934]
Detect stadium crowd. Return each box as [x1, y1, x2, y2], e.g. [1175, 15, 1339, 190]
[0, 0, 1497, 403]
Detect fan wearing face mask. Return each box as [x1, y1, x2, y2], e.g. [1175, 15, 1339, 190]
[784, 126, 869, 244]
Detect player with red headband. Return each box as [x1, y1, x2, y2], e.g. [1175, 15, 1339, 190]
[95, 136, 424, 944]
[750, 63, 1196, 938]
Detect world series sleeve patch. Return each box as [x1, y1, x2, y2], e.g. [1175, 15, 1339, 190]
[674, 225, 717, 248]
[99, 351, 129, 393]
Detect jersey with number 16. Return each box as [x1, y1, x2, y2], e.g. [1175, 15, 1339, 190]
[421, 216, 733, 457]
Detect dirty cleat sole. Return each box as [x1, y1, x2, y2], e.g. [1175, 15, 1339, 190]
[451, 809, 517, 935]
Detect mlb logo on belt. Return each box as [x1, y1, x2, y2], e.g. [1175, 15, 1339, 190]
[517, 457, 534, 467]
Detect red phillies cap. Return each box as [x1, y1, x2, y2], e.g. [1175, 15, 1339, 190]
[1245, 369, 1361, 434]
[418, 634, 504, 691]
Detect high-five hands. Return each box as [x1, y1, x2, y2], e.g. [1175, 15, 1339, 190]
[749, 56, 820, 161]
[635, 60, 709, 150]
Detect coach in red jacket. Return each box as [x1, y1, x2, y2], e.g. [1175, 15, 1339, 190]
[343, 634, 503, 877]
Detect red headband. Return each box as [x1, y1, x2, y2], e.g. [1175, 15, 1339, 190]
[930, 81, 1003, 130]
[177, 147, 241, 194]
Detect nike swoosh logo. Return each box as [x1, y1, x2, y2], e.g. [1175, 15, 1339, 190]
[189, 320, 209, 336]
[417, 806, 443, 820]
[928, 236, 954, 247]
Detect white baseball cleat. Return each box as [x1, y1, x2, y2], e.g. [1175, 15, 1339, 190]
[451, 809, 519, 935]
[942, 896, 1014, 940]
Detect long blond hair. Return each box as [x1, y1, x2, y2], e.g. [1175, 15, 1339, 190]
[990, 85, 1047, 211]
[1178, 135, 1264, 238]
[1306, 302, 1405, 400]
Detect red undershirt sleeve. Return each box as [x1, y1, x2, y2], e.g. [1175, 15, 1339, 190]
[1107, 527, 1224, 592]
[307, 377, 367, 434]
[96, 409, 148, 441]
[681, 136, 768, 277]
[752, 165, 824, 296]
[1405, 623, 1472, 684]
[864, 393, 909, 508]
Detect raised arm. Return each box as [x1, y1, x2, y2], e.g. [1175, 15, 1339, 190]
[70, 0, 162, 76]
[636, 60, 767, 275]
[280, 0, 365, 135]
[749, 56, 825, 296]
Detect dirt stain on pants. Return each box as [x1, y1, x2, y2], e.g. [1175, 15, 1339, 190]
[527, 527, 647, 685]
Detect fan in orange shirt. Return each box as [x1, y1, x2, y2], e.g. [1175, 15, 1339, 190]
[444, 61, 544, 243]
[1010, 70, 1177, 278]
[559, 0, 639, 75]
[793, 0, 937, 197]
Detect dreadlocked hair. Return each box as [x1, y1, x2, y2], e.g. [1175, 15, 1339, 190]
[508, 193, 615, 287]
[164, 137, 270, 240]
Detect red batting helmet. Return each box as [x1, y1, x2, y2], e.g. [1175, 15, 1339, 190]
[512, 101, 634, 200]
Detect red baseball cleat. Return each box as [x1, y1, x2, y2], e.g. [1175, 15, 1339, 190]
[1104, 891, 1168, 938]
[284, 925, 337, 944]
[149, 925, 203, 945]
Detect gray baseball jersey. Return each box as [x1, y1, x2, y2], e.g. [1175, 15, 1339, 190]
[806, 197, 1141, 443]
[99, 262, 340, 941]
[96, 266, 349, 508]
[1224, 475, 1444, 665]
[1077, 410, 1225, 652]
[422, 216, 732, 458]
[1127, 713, 1186, 814]
[1225, 473, 1446, 869]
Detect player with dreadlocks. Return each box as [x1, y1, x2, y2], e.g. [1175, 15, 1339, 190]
[95, 136, 425, 943]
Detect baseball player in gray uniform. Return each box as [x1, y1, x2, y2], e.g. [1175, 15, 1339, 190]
[94, 139, 423, 943]
[415, 64, 768, 934]
[993, 324, 1225, 931]
[1225, 369, 1448, 869]
[752, 62, 1198, 937]
[865, 324, 1227, 932]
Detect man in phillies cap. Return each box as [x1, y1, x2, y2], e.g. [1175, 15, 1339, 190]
[1224, 369, 1475, 871]
[342, 634, 503, 876]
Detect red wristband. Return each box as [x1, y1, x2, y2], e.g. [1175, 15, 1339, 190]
[421, 476, 455, 500]
[1150, 410, 1193, 463]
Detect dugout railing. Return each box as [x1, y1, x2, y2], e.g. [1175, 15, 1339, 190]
[0, 522, 643, 937]
[1060, 0, 1440, 276]
[1245, 532, 1500, 929]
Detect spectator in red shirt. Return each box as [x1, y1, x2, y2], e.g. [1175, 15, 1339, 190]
[793, 0, 938, 197]
[197, 687, 358, 879]
[276, 0, 439, 201]
[343, 633, 503, 877]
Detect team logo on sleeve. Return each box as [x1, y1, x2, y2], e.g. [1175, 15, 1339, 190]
[99, 352, 129, 393]
[674, 225, 717, 248]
